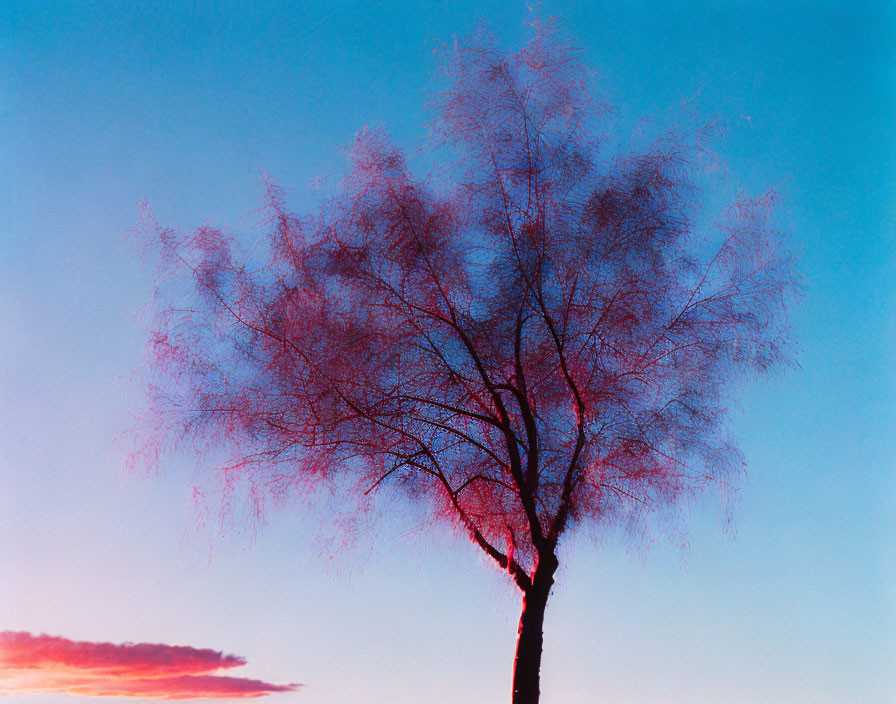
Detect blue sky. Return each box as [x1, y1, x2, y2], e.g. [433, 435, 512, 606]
[2, 1, 894, 702]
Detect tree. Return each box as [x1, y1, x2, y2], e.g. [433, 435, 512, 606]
[136, 20, 796, 704]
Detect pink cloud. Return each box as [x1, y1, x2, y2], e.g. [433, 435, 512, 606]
[0, 632, 300, 699]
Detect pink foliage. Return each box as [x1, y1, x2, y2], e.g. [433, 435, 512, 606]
[137, 21, 796, 588]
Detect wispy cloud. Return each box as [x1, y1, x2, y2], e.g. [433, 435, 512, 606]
[0, 632, 300, 699]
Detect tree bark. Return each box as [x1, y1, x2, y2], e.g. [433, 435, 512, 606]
[511, 552, 558, 704]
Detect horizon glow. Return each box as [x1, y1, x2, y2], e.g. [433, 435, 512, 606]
[0, 632, 299, 699]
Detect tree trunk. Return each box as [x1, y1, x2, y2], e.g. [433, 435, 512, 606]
[511, 552, 558, 704]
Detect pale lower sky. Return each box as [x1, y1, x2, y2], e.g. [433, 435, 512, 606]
[2, 1, 894, 702]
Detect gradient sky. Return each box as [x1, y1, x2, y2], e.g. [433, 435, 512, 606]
[2, 1, 894, 703]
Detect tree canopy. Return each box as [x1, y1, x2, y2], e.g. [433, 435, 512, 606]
[136, 20, 796, 704]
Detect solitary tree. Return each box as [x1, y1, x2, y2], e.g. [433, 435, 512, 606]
[137, 21, 795, 704]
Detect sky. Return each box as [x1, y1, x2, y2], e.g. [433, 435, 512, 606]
[2, 1, 894, 702]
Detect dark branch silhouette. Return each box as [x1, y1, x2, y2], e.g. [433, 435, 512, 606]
[135, 18, 796, 704]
